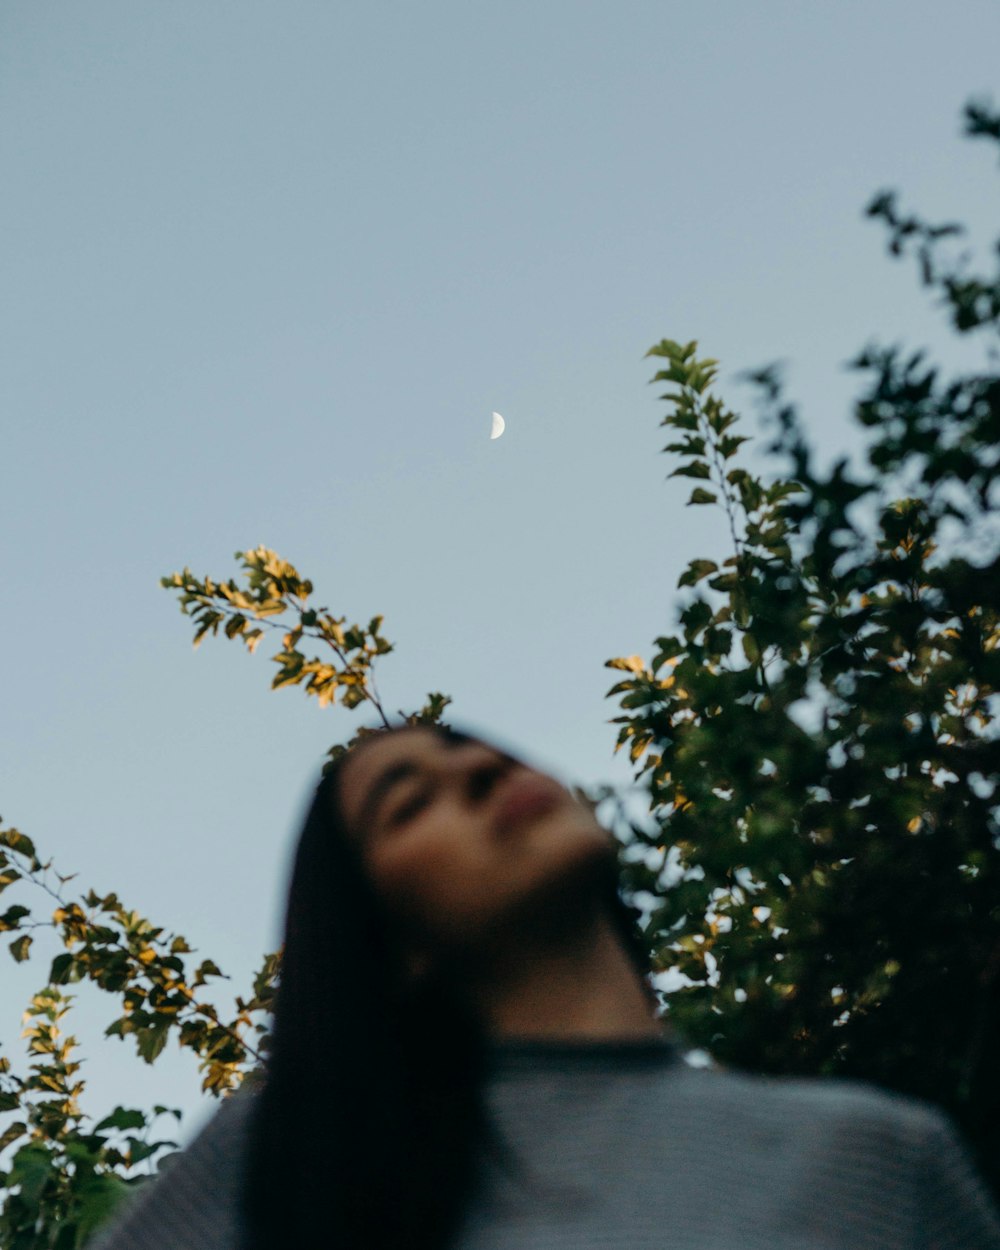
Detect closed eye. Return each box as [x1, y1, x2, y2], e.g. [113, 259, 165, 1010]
[382, 754, 517, 827]
[467, 758, 514, 802]
[387, 788, 432, 828]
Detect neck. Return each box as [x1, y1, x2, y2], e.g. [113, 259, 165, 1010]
[469, 904, 663, 1043]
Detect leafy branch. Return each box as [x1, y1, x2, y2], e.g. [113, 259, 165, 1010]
[604, 97, 1000, 1194]
[161, 545, 452, 767]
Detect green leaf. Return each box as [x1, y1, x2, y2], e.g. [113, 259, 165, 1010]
[152, 1105, 183, 1121]
[0, 828, 37, 861]
[74, 1173, 133, 1244]
[663, 437, 707, 457]
[94, 1107, 148, 1134]
[9, 933, 32, 962]
[688, 488, 718, 505]
[669, 462, 712, 481]
[680, 599, 713, 637]
[678, 560, 719, 588]
[0, 1120, 26, 1154]
[192, 958, 223, 986]
[718, 434, 751, 459]
[49, 952, 78, 984]
[223, 613, 247, 639]
[7, 1143, 53, 1208]
[0, 903, 30, 931]
[135, 1019, 171, 1064]
[707, 409, 739, 436]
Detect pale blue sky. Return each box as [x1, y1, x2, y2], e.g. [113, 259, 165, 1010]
[2, 0, 998, 1144]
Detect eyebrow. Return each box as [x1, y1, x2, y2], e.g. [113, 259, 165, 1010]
[356, 759, 422, 834]
[352, 731, 507, 835]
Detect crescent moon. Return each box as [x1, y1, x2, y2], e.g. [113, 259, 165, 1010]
[490, 411, 505, 440]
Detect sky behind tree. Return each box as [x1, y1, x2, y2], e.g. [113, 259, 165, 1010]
[2, 0, 998, 1141]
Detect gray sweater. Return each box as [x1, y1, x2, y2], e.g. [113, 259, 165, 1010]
[88, 1037, 1000, 1249]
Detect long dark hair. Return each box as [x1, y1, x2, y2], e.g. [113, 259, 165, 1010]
[241, 726, 655, 1250]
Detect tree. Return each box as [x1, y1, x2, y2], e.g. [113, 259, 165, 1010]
[0, 552, 451, 1247]
[605, 99, 1000, 1192]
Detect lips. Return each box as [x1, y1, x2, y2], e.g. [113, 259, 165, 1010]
[492, 769, 564, 834]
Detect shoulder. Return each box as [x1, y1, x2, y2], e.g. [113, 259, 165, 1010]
[86, 1082, 262, 1250]
[152, 1078, 261, 1187]
[667, 1060, 957, 1150]
[672, 1058, 938, 1119]
[623, 1058, 980, 1193]
[665, 1063, 1000, 1245]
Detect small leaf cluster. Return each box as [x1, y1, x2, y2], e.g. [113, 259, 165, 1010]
[161, 546, 391, 711]
[0, 982, 181, 1250]
[606, 100, 1000, 1196]
[0, 824, 277, 1246]
[2, 827, 270, 1094]
[161, 546, 453, 769]
[865, 100, 1000, 336]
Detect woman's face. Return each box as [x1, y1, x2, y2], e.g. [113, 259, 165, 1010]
[337, 727, 615, 960]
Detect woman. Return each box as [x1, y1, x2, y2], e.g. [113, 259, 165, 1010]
[90, 724, 1000, 1249]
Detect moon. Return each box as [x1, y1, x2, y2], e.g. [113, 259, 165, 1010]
[490, 411, 505, 440]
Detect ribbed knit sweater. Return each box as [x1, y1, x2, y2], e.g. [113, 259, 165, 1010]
[88, 1036, 1000, 1249]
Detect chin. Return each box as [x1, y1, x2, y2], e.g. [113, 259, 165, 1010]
[543, 809, 616, 866]
[512, 823, 619, 922]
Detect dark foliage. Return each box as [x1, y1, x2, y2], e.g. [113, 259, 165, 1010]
[607, 99, 1000, 1194]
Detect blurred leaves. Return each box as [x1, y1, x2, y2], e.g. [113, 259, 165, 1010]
[0, 980, 180, 1249]
[605, 97, 1000, 1198]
